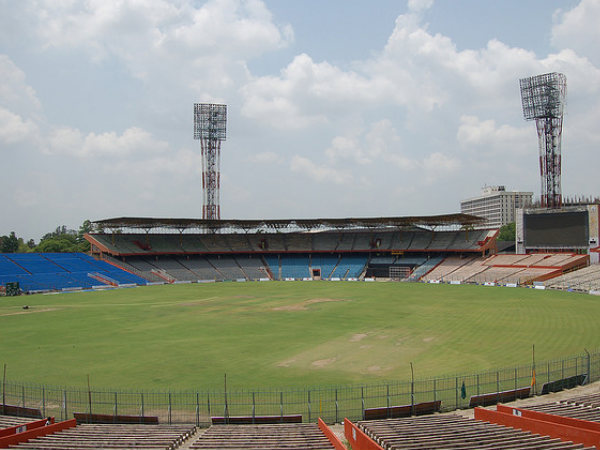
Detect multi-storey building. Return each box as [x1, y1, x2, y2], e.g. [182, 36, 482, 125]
[461, 186, 533, 228]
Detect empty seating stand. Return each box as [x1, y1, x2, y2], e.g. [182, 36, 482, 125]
[0, 253, 146, 293]
[190, 423, 336, 450]
[9, 423, 196, 450]
[351, 414, 590, 450]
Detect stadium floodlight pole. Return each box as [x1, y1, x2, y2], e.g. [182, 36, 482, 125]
[519, 72, 567, 209]
[193, 103, 227, 220]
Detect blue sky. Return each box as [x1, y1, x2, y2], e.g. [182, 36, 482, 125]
[1, 0, 599, 240]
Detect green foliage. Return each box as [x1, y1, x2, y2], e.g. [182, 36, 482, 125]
[0, 232, 19, 253]
[1, 220, 92, 253]
[498, 222, 516, 241]
[0, 282, 595, 390]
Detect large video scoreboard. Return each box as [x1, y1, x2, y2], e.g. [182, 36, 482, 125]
[524, 209, 589, 249]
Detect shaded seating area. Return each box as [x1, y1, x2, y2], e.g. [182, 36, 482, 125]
[190, 423, 336, 450]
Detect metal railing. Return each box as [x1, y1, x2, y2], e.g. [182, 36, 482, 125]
[2, 350, 597, 425]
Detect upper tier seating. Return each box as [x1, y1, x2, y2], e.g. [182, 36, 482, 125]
[89, 228, 497, 256]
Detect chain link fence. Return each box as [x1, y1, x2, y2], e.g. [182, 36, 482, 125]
[2, 350, 597, 425]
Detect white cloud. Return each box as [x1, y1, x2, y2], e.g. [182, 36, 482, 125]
[408, 0, 434, 13]
[457, 115, 530, 155]
[246, 151, 283, 164]
[48, 126, 169, 158]
[552, 0, 600, 65]
[0, 55, 42, 116]
[290, 155, 350, 185]
[0, 107, 38, 145]
[241, 53, 383, 129]
[30, 0, 292, 84]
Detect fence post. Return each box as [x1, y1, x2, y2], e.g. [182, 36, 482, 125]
[433, 379, 436, 405]
[252, 392, 255, 424]
[335, 389, 338, 424]
[196, 393, 200, 427]
[514, 367, 517, 391]
[547, 361, 550, 384]
[280, 391, 283, 421]
[21, 385, 25, 407]
[496, 372, 500, 404]
[455, 377, 458, 409]
[361, 387, 365, 420]
[476, 374, 480, 396]
[168, 393, 172, 425]
[140, 393, 144, 418]
[386, 384, 390, 417]
[42, 386, 46, 418]
[207, 393, 211, 419]
[586, 350, 591, 383]
[308, 390, 311, 423]
[114, 392, 117, 419]
[63, 390, 67, 421]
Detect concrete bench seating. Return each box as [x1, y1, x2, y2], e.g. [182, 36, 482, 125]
[10, 423, 195, 450]
[356, 414, 590, 450]
[191, 423, 335, 450]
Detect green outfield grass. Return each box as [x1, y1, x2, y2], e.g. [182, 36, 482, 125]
[0, 281, 597, 391]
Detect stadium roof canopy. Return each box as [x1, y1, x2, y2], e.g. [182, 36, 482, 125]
[91, 214, 486, 233]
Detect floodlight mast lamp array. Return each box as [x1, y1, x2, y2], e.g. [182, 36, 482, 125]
[193, 103, 227, 220]
[519, 72, 567, 209]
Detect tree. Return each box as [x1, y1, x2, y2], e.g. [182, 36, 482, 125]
[36, 220, 92, 253]
[0, 232, 19, 253]
[498, 222, 516, 241]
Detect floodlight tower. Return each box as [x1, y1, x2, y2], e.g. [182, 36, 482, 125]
[193, 103, 227, 220]
[519, 72, 567, 209]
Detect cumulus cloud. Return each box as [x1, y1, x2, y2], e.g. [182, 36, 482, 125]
[246, 151, 284, 164]
[47, 126, 169, 158]
[290, 155, 350, 185]
[28, 0, 292, 84]
[457, 115, 530, 155]
[0, 55, 42, 116]
[0, 107, 38, 145]
[552, 0, 600, 65]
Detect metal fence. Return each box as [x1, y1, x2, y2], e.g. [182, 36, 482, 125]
[2, 350, 597, 425]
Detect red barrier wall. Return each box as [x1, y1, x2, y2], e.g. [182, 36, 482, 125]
[0, 419, 76, 448]
[475, 407, 600, 448]
[344, 418, 384, 450]
[318, 418, 347, 450]
[0, 418, 52, 438]
[497, 404, 600, 432]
